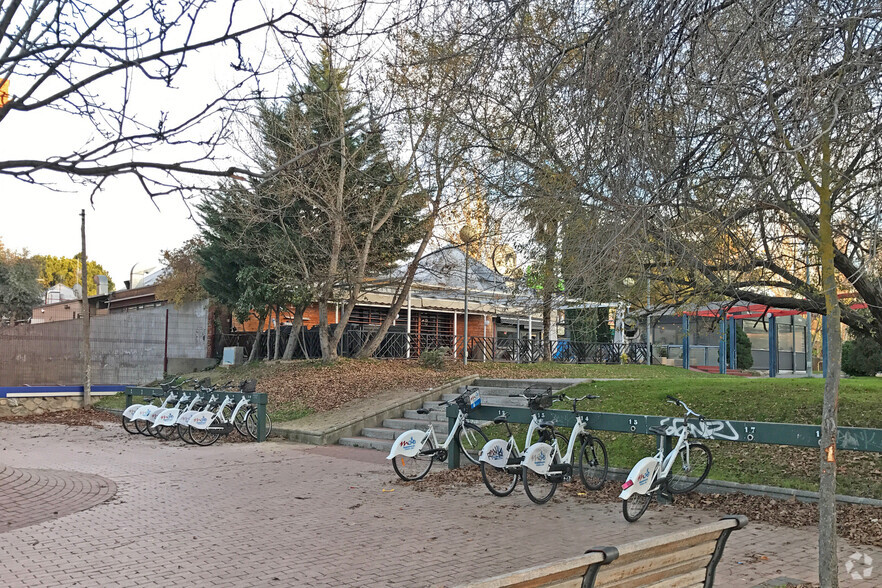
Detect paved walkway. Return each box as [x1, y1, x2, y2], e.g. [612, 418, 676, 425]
[0, 465, 116, 533]
[0, 423, 879, 587]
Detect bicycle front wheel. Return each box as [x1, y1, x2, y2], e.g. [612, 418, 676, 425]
[666, 442, 712, 494]
[578, 436, 609, 491]
[135, 419, 152, 436]
[481, 461, 519, 497]
[392, 437, 435, 481]
[622, 492, 652, 522]
[457, 423, 489, 465]
[521, 464, 559, 505]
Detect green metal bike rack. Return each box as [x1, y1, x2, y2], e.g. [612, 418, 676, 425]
[124, 386, 269, 442]
[446, 403, 882, 499]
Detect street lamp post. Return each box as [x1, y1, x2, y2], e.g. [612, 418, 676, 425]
[460, 226, 476, 366]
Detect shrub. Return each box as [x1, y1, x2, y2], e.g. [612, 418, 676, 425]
[842, 336, 882, 377]
[420, 347, 450, 370]
[735, 326, 753, 370]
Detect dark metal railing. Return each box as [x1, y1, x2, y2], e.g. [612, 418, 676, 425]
[216, 326, 650, 365]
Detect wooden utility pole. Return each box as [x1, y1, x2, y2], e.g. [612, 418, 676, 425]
[81, 210, 92, 407]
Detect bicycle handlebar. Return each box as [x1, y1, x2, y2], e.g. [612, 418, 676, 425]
[667, 395, 704, 420]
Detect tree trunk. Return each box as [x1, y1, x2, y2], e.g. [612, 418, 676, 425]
[542, 219, 559, 362]
[818, 142, 840, 588]
[355, 201, 439, 359]
[318, 300, 337, 361]
[273, 306, 281, 360]
[248, 313, 265, 363]
[282, 306, 305, 360]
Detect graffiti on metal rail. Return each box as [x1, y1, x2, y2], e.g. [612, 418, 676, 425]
[657, 417, 741, 441]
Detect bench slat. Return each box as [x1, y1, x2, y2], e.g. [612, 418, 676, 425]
[602, 530, 720, 568]
[463, 552, 606, 588]
[597, 555, 712, 588]
[595, 545, 715, 587]
[641, 567, 707, 588]
[612, 519, 738, 559]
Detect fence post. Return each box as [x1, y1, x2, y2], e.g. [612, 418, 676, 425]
[253, 392, 268, 442]
[447, 410, 460, 469]
[729, 316, 737, 369]
[719, 318, 727, 374]
[769, 314, 778, 378]
[682, 315, 690, 369]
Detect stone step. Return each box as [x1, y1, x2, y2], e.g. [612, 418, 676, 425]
[361, 427, 399, 440]
[382, 418, 449, 434]
[403, 409, 447, 422]
[473, 378, 579, 389]
[457, 385, 555, 397]
[442, 393, 529, 409]
[338, 436, 393, 452]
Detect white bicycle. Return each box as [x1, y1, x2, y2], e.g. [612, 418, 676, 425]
[387, 388, 489, 481]
[478, 387, 560, 497]
[620, 395, 713, 522]
[520, 393, 608, 504]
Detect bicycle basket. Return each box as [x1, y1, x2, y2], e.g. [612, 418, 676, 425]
[528, 394, 552, 411]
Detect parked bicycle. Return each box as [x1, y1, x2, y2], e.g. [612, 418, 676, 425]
[478, 386, 560, 497]
[387, 387, 489, 481]
[122, 378, 190, 435]
[620, 395, 713, 522]
[520, 393, 609, 504]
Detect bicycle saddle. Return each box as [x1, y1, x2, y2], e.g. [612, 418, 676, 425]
[537, 420, 556, 429]
[493, 415, 508, 424]
[648, 425, 669, 435]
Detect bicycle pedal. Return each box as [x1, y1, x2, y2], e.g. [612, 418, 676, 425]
[563, 475, 572, 483]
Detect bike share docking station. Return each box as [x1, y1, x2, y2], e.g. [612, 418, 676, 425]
[124, 386, 270, 442]
[447, 402, 882, 502]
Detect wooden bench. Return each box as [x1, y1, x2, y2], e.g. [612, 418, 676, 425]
[460, 515, 748, 588]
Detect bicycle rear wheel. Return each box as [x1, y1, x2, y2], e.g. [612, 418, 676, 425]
[245, 410, 274, 440]
[622, 492, 651, 522]
[155, 425, 178, 441]
[189, 425, 220, 447]
[457, 423, 489, 465]
[666, 442, 712, 494]
[481, 462, 519, 497]
[521, 464, 559, 505]
[122, 416, 138, 435]
[135, 419, 152, 436]
[578, 436, 609, 490]
[392, 437, 435, 481]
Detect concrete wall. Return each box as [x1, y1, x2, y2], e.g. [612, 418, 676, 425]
[0, 301, 209, 386]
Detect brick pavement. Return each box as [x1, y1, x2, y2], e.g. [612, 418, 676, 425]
[0, 465, 116, 533]
[0, 423, 879, 587]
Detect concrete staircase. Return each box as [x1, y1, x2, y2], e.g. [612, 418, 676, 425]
[337, 378, 583, 453]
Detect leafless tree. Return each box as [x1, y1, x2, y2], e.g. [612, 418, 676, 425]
[0, 0, 373, 197]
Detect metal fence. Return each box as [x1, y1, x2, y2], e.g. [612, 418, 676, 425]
[216, 326, 651, 365]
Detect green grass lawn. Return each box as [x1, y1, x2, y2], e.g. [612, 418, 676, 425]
[481, 371, 882, 499]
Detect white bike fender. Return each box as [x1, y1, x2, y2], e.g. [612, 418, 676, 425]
[387, 429, 430, 459]
[176, 410, 198, 426]
[188, 411, 215, 430]
[521, 442, 554, 475]
[479, 438, 511, 467]
[122, 404, 142, 419]
[619, 457, 659, 499]
[153, 409, 180, 427]
[131, 405, 158, 421]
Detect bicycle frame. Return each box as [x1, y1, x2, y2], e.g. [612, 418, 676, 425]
[177, 394, 216, 426]
[620, 417, 693, 499]
[522, 414, 590, 475]
[190, 395, 233, 430]
[386, 408, 469, 459]
[129, 392, 177, 422]
[151, 393, 190, 428]
[478, 412, 542, 470]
